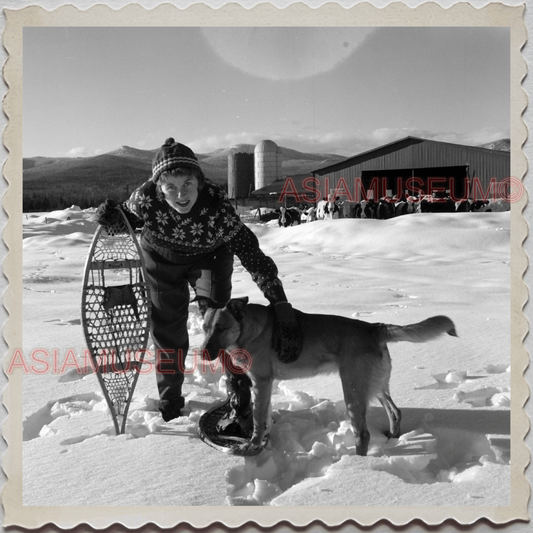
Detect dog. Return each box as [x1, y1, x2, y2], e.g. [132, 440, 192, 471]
[201, 298, 457, 456]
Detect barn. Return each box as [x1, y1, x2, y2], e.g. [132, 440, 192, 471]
[309, 137, 510, 203]
[251, 173, 312, 207]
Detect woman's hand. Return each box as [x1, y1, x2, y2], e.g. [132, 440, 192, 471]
[95, 199, 122, 227]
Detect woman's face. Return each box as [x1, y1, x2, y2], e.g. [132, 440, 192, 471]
[159, 173, 199, 214]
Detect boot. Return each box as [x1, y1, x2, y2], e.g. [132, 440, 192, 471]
[216, 373, 253, 437]
[158, 397, 184, 422]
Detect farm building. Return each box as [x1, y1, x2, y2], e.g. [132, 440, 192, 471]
[309, 137, 510, 203]
[228, 150, 255, 198]
[227, 140, 283, 199]
[251, 173, 312, 207]
[254, 139, 282, 190]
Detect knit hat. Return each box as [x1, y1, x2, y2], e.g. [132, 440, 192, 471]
[151, 138, 201, 182]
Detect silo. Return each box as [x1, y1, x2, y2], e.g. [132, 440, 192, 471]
[254, 140, 282, 190]
[228, 150, 255, 198]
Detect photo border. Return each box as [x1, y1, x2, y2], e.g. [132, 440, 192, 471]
[2, 1, 529, 528]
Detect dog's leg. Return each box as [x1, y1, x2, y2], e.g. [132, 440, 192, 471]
[340, 373, 371, 456]
[377, 392, 401, 439]
[346, 398, 370, 456]
[240, 376, 272, 452]
[374, 345, 401, 439]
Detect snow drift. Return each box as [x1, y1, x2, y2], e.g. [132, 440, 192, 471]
[21, 208, 511, 509]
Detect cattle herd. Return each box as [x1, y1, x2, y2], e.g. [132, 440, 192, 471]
[260, 196, 510, 228]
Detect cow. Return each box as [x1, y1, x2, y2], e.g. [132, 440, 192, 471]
[278, 206, 302, 227]
[376, 197, 396, 219]
[354, 200, 375, 219]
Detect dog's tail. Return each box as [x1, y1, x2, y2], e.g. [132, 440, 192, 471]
[380, 315, 457, 344]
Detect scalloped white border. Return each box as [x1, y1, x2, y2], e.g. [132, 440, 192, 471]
[1, 1, 529, 529]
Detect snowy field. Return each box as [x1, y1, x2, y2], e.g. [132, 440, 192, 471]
[19, 206, 513, 519]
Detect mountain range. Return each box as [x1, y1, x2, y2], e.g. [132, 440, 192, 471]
[477, 138, 511, 152]
[23, 144, 345, 191]
[22, 139, 510, 211]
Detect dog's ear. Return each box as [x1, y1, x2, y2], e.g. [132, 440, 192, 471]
[226, 297, 249, 321]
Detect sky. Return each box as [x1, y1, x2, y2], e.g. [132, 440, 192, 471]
[23, 26, 510, 158]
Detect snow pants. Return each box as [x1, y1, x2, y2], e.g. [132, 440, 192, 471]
[141, 238, 238, 418]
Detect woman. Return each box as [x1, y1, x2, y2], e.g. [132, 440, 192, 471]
[96, 138, 299, 432]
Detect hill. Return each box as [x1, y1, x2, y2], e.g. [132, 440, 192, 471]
[478, 138, 510, 152]
[24, 138, 508, 212]
[22, 144, 346, 211]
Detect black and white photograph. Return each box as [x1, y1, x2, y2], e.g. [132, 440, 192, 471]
[2, 0, 529, 528]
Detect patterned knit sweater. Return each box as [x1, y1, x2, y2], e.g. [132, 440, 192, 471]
[123, 179, 285, 300]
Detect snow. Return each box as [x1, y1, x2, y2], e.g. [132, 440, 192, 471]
[21, 208, 511, 515]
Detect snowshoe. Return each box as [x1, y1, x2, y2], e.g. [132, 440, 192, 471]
[197, 398, 268, 456]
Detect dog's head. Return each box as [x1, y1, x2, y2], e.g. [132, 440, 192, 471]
[201, 297, 249, 361]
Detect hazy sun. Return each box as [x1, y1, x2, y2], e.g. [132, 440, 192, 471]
[201, 27, 375, 80]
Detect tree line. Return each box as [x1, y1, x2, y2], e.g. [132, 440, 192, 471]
[23, 181, 229, 213]
[23, 186, 132, 212]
